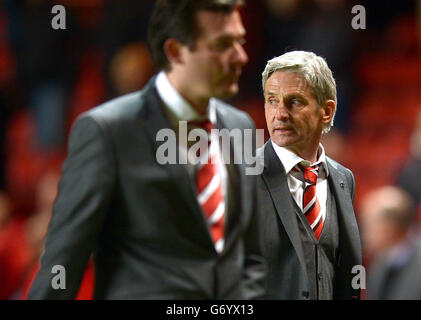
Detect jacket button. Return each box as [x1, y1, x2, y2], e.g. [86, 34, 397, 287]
[318, 272, 323, 280]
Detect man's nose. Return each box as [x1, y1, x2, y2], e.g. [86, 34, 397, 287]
[232, 41, 248, 66]
[274, 103, 289, 121]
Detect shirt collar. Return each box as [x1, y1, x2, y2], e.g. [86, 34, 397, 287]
[155, 71, 215, 123]
[271, 140, 329, 177]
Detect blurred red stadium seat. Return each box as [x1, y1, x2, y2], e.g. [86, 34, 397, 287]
[5, 110, 66, 216]
[67, 49, 106, 134]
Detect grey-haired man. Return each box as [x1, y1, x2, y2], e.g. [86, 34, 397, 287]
[257, 51, 362, 300]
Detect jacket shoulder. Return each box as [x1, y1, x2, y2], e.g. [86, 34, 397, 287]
[75, 78, 157, 129]
[213, 99, 254, 129]
[80, 91, 145, 126]
[326, 156, 354, 177]
[326, 156, 355, 192]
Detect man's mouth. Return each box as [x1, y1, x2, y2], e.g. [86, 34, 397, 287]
[274, 127, 294, 134]
[226, 69, 241, 83]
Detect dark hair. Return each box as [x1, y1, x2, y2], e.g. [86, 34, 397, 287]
[147, 0, 244, 71]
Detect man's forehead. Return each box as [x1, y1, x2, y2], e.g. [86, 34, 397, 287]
[265, 71, 308, 94]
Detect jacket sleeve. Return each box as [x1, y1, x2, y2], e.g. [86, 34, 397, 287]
[28, 114, 116, 299]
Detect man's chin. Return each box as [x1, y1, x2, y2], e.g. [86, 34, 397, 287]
[215, 84, 239, 99]
[270, 135, 296, 148]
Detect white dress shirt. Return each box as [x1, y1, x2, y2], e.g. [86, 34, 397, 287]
[271, 141, 329, 222]
[155, 71, 228, 201]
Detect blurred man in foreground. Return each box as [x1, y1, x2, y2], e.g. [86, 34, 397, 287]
[257, 51, 362, 299]
[28, 0, 265, 299]
[361, 185, 421, 300]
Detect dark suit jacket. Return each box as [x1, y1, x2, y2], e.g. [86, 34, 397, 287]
[257, 140, 361, 299]
[367, 237, 421, 300]
[28, 77, 266, 299]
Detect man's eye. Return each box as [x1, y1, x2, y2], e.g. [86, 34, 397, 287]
[290, 99, 302, 106]
[267, 98, 277, 105]
[214, 40, 232, 51]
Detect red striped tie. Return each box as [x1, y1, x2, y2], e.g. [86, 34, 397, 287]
[296, 164, 324, 240]
[192, 120, 225, 254]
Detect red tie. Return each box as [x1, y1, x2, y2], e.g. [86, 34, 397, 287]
[296, 164, 324, 240]
[191, 119, 225, 253]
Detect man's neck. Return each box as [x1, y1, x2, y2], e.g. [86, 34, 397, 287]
[166, 72, 209, 114]
[286, 145, 320, 164]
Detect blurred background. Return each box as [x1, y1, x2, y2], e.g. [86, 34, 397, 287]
[0, 0, 421, 299]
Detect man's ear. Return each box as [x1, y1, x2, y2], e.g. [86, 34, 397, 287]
[321, 99, 336, 124]
[163, 38, 185, 66]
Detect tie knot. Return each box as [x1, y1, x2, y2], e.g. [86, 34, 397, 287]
[300, 164, 319, 172]
[295, 163, 319, 184]
[189, 119, 213, 132]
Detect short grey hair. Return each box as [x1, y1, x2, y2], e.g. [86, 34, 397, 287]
[262, 51, 337, 134]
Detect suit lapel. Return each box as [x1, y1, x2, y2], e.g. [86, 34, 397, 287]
[326, 158, 361, 259]
[326, 158, 353, 225]
[261, 140, 308, 272]
[327, 158, 362, 298]
[214, 107, 242, 245]
[139, 79, 215, 250]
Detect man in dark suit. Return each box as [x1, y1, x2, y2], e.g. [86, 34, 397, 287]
[361, 185, 421, 300]
[257, 51, 362, 299]
[28, 0, 266, 299]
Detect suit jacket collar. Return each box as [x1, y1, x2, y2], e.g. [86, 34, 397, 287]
[325, 156, 361, 261]
[261, 139, 308, 274]
[213, 103, 243, 248]
[138, 77, 242, 255]
[326, 157, 353, 222]
[326, 157, 362, 299]
[271, 140, 329, 177]
[137, 78, 214, 251]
